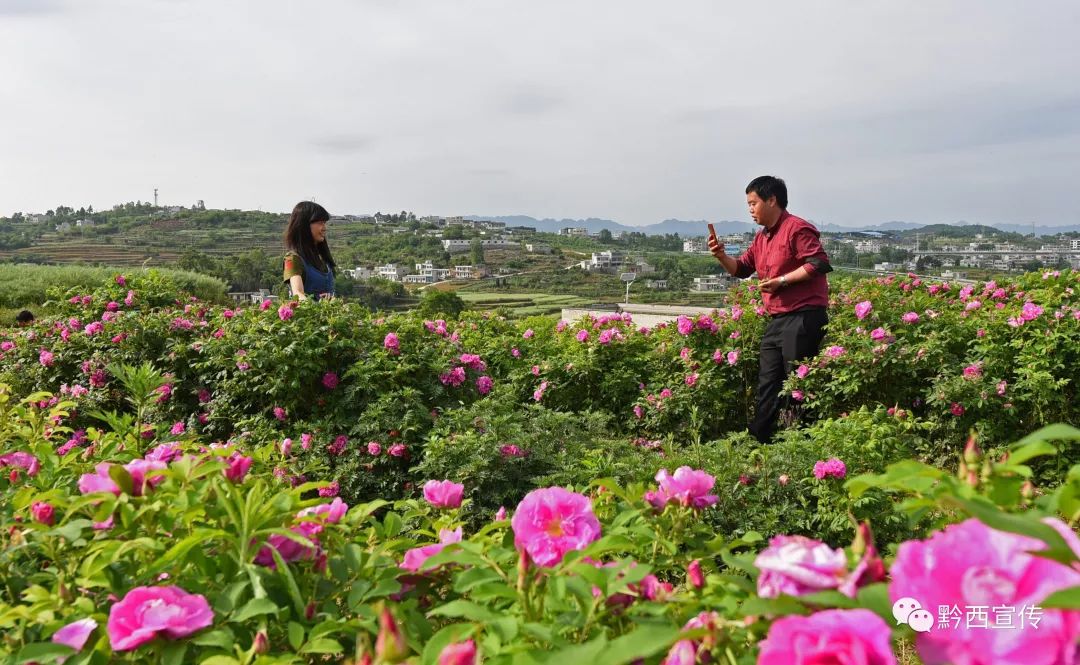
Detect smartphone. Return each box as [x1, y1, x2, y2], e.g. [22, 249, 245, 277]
[707, 223, 716, 239]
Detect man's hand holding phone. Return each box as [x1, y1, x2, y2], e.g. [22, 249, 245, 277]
[706, 223, 726, 259]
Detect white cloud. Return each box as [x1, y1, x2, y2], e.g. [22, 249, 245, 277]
[1, 0, 1078, 226]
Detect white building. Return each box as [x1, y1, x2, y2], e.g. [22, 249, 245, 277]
[75, 218, 95, 228]
[479, 237, 518, 250]
[453, 265, 486, 279]
[581, 250, 627, 271]
[1070, 239, 1080, 250]
[526, 243, 552, 254]
[692, 275, 734, 292]
[683, 238, 708, 253]
[854, 240, 882, 253]
[375, 264, 409, 281]
[559, 227, 589, 237]
[442, 239, 472, 253]
[344, 266, 374, 280]
[646, 279, 669, 289]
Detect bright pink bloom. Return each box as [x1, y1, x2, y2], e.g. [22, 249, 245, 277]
[684, 373, 698, 387]
[298, 497, 349, 524]
[322, 372, 339, 390]
[224, 454, 252, 483]
[687, 559, 704, 589]
[301, 433, 312, 450]
[997, 380, 1008, 396]
[52, 617, 97, 655]
[459, 353, 486, 370]
[890, 517, 1080, 665]
[726, 350, 739, 366]
[277, 304, 294, 321]
[676, 316, 693, 335]
[796, 364, 810, 379]
[423, 480, 464, 508]
[576, 329, 589, 342]
[260, 299, 272, 311]
[0, 452, 40, 477]
[438, 638, 477, 665]
[522, 328, 534, 339]
[400, 527, 463, 572]
[963, 364, 983, 379]
[170, 421, 185, 436]
[951, 402, 965, 417]
[31, 501, 55, 525]
[281, 438, 293, 456]
[273, 406, 287, 421]
[328, 435, 348, 455]
[440, 366, 467, 387]
[854, 300, 873, 320]
[388, 443, 407, 457]
[511, 487, 601, 567]
[652, 466, 719, 509]
[384, 332, 400, 354]
[825, 345, 845, 358]
[755, 535, 849, 598]
[106, 586, 213, 651]
[758, 609, 895, 665]
[367, 441, 382, 455]
[476, 375, 493, 395]
[813, 458, 846, 480]
[318, 481, 339, 497]
[39, 348, 55, 367]
[791, 389, 805, 402]
[115, 274, 126, 286]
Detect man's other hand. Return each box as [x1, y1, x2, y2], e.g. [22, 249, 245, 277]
[758, 277, 783, 293]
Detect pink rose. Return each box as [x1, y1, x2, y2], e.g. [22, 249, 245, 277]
[511, 487, 601, 567]
[367, 441, 382, 455]
[322, 372, 339, 390]
[854, 300, 873, 320]
[476, 375, 493, 395]
[890, 517, 1080, 665]
[758, 609, 895, 665]
[223, 454, 252, 483]
[687, 559, 704, 589]
[400, 527, 463, 572]
[438, 638, 477, 665]
[755, 535, 849, 598]
[52, 617, 98, 656]
[650, 466, 718, 510]
[31, 501, 55, 526]
[107, 586, 213, 651]
[726, 350, 739, 366]
[384, 332, 400, 354]
[423, 480, 464, 508]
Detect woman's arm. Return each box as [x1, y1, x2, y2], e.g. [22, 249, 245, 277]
[289, 274, 307, 300]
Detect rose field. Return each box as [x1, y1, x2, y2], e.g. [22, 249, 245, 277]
[1, 269, 1079, 664]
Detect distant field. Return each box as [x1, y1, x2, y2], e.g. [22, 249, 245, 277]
[457, 291, 593, 317]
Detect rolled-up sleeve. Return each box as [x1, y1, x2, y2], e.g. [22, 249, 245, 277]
[734, 242, 757, 279]
[792, 227, 832, 275]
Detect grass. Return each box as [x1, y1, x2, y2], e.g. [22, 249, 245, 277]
[0, 263, 228, 310]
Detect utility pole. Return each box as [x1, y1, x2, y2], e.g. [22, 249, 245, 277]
[154, 188, 158, 207]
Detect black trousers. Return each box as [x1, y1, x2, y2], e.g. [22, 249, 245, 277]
[749, 307, 828, 443]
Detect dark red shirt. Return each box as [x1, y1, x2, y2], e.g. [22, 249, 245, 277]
[734, 211, 831, 315]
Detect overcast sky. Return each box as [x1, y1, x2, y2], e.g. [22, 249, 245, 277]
[2, 0, 1079, 227]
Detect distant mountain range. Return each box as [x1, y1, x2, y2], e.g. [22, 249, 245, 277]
[467, 215, 1080, 237]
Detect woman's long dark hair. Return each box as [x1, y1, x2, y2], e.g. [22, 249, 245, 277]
[283, 201, 336, 272]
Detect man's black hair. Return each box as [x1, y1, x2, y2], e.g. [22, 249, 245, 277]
[15, 310, 34, 324]
[746, 175, 788, 209]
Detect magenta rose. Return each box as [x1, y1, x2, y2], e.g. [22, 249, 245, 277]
[511, 487, 601, 567]
[437, 638, 477, 665]
[107, 586, 213, 651]
[400, 527, 463, 573]
[650, 466, 719, 509]
[758, 609, 895, 665]
[52, 617, 98, 654]
[423, 480, 464, 508]
[890, 517, 1080, 665]
[754, 534, 849, 598]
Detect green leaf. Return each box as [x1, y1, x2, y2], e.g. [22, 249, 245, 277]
[192, 627, 237, 650]
[594, 624, 681, 665]
[1006, 440, 1058, 466]
[267, 548, 307, 618]
[287, 622, 305, 651]
[15, 642, 75, 664]
[1042, 585, 1080, 609]
[428, 600, 502, 622]
[1014, 424, 1080, 446]
[108, 464, 135, 496]
[299, 638, 344, 654]
[149, 529, 226, 572]
[197, 657, 242, 665]
[421, 623, 476, 665]
[161, 641, 188, 665]
[231, 597, 280, 622]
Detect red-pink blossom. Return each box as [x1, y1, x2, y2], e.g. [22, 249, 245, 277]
[511, 487, 601, 567]
[758, 609, 895, 665]
[423, 479, 464, 508]
[106, 586, 213, 651]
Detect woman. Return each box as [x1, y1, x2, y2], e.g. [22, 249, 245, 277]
[282, 201, 336, 301]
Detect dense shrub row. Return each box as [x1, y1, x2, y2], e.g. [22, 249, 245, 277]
[0, 269, 1078, 663]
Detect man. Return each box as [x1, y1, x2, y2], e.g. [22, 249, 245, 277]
[708, 176, 832, 443]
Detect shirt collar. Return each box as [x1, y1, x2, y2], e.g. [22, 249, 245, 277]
[764, 210, 790, 238]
